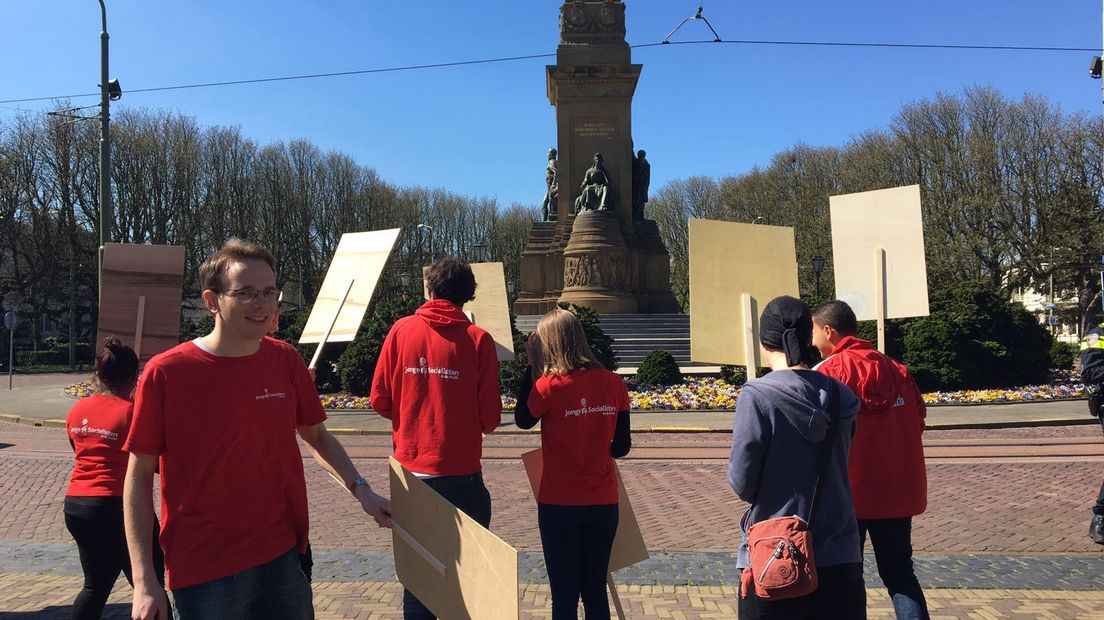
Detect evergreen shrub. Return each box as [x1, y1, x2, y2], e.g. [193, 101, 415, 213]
[635, 349, 683, 388]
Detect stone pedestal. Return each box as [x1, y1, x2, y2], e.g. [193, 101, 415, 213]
[632, 220, 681, 313]
[513, 222, 558, 315]
[559, 210, 637, 313]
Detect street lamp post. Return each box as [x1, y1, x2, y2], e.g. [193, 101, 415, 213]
[98, 0, 112, 305]
[416, 224, 434, 264]
[811, 255, 827, 297]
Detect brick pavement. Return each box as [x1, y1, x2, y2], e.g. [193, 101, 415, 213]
[3, 423, 1103, 554]
[3, 421, 1104, 617]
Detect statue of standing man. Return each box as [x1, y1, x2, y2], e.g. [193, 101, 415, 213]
[541, 148, 559, 222]
[632, 149, 650, 223]
[574, 152, 613, 213]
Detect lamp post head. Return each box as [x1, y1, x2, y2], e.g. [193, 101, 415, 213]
[106, 79, 122, 101]
[472, 241, 489, 263]
[811, 255, 827, 275]
[1090, 56, 1102, 79]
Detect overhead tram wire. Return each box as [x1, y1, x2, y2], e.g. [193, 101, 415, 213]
[0, 38, 1097, 106]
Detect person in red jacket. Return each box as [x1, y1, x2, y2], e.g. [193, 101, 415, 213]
[64, 338, 164, 619]
[513, 308, 631, 620]
[370, 257, 501, 620]
[813, 300, 929, 620]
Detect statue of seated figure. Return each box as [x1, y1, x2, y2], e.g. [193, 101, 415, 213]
[574, 152, 614, 213]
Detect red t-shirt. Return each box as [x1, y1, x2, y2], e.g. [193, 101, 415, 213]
[66, 393, 132, 497]
[124, 338, 326, 590]
[527, 368, 630, 506]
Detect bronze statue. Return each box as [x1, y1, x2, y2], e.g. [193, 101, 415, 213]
[574, 152, 613, 213]
[541, 148, 559, 222]
[631, 149, 650, 222]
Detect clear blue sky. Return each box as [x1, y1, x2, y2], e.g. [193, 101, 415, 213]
[2, 1, 1100, 208]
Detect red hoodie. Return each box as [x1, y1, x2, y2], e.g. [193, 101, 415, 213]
[370, 299, 501, 476]
[817, 336, 927, 520]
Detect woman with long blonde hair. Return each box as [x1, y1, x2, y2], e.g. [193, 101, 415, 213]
[514, 308, 631, 620]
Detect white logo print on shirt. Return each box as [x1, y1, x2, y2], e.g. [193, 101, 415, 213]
[70, 419, 118, 441]
[564, 397, 616, 417]
[404, 355, 461, 380]
[255, 388, 288, 401]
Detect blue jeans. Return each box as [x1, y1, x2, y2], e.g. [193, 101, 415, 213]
[171, 546, 313, 620]
[859, 518, 929, 620]
[403, 473, 492, 620]
[538, 503, 619, 620]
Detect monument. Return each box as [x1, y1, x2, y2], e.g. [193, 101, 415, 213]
[513, 0, 679, 316]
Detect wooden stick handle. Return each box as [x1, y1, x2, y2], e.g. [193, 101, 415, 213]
[309, 279, 355, 370]
[608, 573, 627, 620]
[134, 296, 147, 360]
[874, 247, 887, 354]
[741, 292, 757, 380]
[393, 522, 446, 576]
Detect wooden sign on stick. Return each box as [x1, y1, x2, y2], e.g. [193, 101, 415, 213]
[829, 185, 929, 352]
[689, 219, 800, 374]
[389, 457, 519, 620]
[97, 243, 186, 364]
[520, 449, 648, 572]
[467, 263, 516, 361]
[521, 448, 646, 620]
[299, 229, 401, 345]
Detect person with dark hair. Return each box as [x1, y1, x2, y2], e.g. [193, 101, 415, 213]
[812, 299, 929, 619]
[64, 338, 165, 619]
[124, 238, 391, 620]
[370, 257, 501, 620]
[728, 296, 864, 619]
[513, 308, 631, 620]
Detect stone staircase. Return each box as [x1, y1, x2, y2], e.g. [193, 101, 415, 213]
[515, 314, 718, 374]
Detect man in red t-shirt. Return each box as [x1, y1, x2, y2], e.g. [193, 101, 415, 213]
[812, 300, 929, 620]
[123, 239, 391, 620]
[370, 257, 500, 620]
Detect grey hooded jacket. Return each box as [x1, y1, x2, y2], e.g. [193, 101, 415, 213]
[728, 369, 862, 569]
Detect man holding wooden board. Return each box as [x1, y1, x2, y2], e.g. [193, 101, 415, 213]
[370, 257, 502, 620]
[123, 239, 391, 620]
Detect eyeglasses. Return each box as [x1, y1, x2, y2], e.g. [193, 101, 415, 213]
[217, 287, 279, 304]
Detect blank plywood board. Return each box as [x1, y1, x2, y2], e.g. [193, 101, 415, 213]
[468, 263, 515, 361]
[689, 219, 800, 366]
[829, 185, 929, 320]
[97, 243, 186, 363]
[521, 449, 648, 572]
[299, 229, 401, 344]
[390, 458, 519, 620]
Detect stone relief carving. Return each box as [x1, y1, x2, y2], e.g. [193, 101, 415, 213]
[560, 0, 625, 40]
[564, 253, 630, 289]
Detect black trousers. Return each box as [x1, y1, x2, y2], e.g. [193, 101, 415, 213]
[63, 496, 165, 620]
[403, 473, 492, 620]
[538, 503, 619, 620]
[738, 562, 866, 620]
[1093, 389, 1104, 515]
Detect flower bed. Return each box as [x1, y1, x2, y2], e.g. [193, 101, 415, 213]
[63, 370, 1088, 411]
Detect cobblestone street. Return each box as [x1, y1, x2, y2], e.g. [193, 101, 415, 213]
[2, 419, 1104, 617]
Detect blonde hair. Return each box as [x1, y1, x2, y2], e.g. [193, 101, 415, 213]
[532, 309, 602, 376]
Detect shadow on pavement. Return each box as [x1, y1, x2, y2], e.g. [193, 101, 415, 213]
[0, 603, 130, 618]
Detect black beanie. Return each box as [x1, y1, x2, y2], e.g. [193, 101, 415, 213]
[759, 296, 812, 367]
